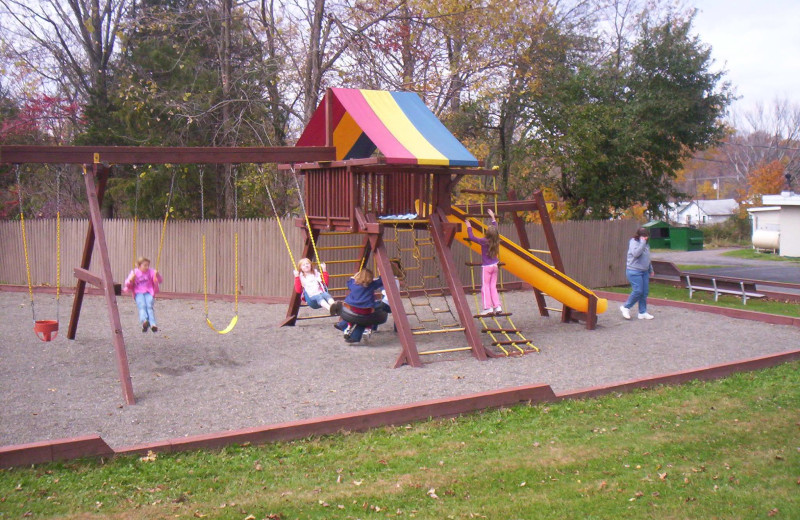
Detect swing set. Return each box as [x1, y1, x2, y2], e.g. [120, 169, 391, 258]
[1, 145, 335, 405]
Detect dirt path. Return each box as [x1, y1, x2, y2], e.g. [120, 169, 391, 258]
[1, 290, 797, 449]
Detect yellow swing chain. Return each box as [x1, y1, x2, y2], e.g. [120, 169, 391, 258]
[55, 167, 61, 321]
[154, 171, 176, 272]
[15, 165, 36, 323]
[291, 165, 323, 268]
[262, 166, 296, 268]
[200, 167, 239, 334]
[132, 171, 141, 268]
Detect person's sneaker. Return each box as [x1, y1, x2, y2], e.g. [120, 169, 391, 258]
[343, 324, 354, 338]
[619, 306, 631, 320]
[363, 329, 372, 341]
[150, 326, 158, 333]
[329, 301, 342, 315]
[480, 308, 493, 316]
[638, 312, 654, 320]
[494, 306, 503, 314]
[142, 321, 150, 332]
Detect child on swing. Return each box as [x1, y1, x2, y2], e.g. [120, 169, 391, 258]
[293, 257, 336, 312]
[124, 257, 164, 332]
[465, 208, 502, 315]
[331, 267, 384, 343]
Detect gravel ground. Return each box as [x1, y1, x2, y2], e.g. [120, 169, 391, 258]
[1, 290, 797, 449]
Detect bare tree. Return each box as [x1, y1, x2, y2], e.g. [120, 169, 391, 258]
[0, 0, 131, 117]
[723, 99, 800, 188]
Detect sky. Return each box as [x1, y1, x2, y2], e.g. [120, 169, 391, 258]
[691, 0, 800, 118]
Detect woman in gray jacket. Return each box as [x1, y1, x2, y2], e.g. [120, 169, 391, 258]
[620, 227, 655, 320]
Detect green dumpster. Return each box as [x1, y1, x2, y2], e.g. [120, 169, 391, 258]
[643, 221, 671, 249]
[669, 226, 704, 251]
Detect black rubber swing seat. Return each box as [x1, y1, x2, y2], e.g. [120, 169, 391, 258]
[330, 301, 389, 327]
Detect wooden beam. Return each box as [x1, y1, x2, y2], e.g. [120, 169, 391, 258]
[429, 211, 486, 361]
[508, 189, 549, 318]
[67, 166, 111, 340]
[73, 267, 104, 288]
[0, 145, 335, 165]
[369, 232, 422, 368]
[83, 165, 136, 405]
[452, 200, 541, 213]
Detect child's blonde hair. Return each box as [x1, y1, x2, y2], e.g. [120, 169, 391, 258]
[136, 257, 151, 268]
[353, 268, 374, 286]
[296, 257, 313, 272]
[485, 225, 500, 259]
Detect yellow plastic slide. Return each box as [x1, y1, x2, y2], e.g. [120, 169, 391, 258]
[447, 206, 608, 314]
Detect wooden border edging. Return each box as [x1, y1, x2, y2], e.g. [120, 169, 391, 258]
[115, 384, 558, 457]
[557, 350, 800, 402]
[0, 435, 113, 468]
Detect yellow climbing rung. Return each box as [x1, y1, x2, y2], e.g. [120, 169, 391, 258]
[528, 249, 552, 255]
[419, 346, 473, 355]
[545, 307, 562, 312]
[318, 245, 363, 251]
[324, 259, 362, 264]
[329, 273, 354, 278]
[412, 327, 466, 335]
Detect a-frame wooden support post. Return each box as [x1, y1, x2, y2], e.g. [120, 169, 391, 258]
[370, 236, 423, 369]
[68, 166, 110, 339]
[69, 164, 135, 405]
[529, 190, 576, 325]
[429, 211, 486, 361]
[507, 189, 550, 317]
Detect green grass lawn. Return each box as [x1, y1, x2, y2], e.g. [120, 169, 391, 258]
[721, 249, 800, 263]
[1, 362, 797, 519]
[602, 284, 800, 317]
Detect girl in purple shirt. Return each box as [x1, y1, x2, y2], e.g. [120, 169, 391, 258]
[466, 208, 502, 315]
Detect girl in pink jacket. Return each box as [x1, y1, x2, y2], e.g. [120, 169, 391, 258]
[124, 257, 164, 332]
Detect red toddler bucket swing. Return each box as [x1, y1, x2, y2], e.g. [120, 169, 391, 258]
[34, 320, 59, 342]
[16, 164, 62, 342]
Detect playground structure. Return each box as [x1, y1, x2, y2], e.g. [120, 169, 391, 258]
[280, 88, 607, 368]
[0, 87, 607, 403]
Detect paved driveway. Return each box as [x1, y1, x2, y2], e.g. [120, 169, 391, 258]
[652, 247, 800, 286]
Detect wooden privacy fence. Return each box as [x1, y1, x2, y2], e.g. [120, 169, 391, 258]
[0, 218, 634, 297]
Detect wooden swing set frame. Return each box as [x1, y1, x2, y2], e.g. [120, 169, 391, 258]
[0, 145, 335, 405]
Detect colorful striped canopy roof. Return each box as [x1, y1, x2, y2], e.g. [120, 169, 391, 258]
[296, 88, 478, 167]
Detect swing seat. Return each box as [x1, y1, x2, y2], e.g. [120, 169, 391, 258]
[336, 305, 389, 327]
[34, 320, 59, 342]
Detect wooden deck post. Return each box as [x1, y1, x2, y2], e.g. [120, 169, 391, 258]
[370, 235, 422, 368]
[507, 189, 549, 317]
[83, 164, 136, 405]
[429, 212, 486, 361]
